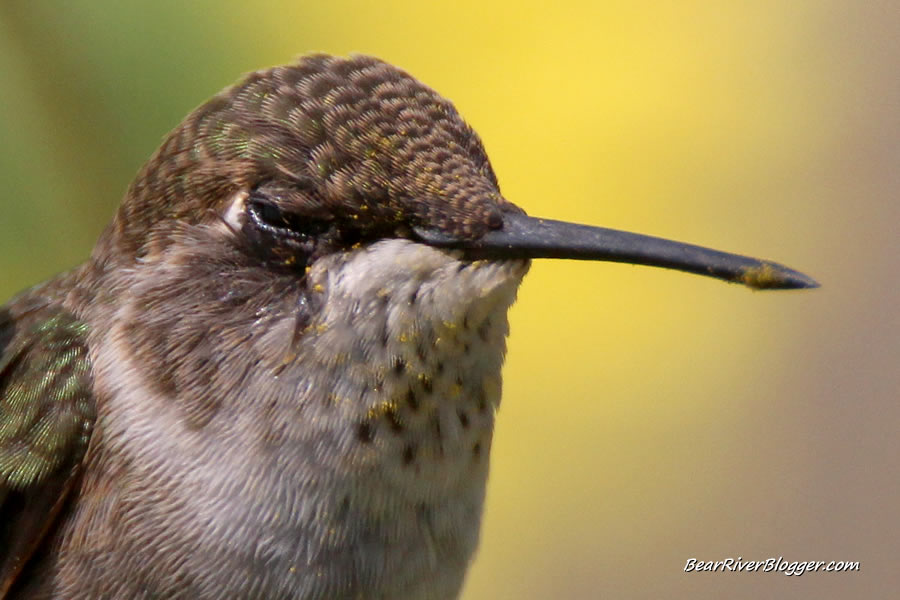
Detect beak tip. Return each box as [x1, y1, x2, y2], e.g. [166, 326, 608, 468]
[796, 275, 821, 289]
[738, 262, 820, 290]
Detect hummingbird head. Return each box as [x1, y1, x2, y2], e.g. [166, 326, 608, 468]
[105, 54, 515, 272]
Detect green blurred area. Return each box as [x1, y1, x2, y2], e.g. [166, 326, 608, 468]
[1, 2, 897, 598]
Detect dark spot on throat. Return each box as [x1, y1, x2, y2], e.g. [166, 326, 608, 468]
[357, 421, 374, 444]
[392, 356, 406, 375]
[406, 388, 420, 411]
[403, 444, 416, 465]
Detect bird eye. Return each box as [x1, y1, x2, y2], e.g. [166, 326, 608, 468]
[247, 199, 329, 240]
[240, 194, 334, 271]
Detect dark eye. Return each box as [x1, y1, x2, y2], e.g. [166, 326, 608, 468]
[247, 199, 330, 240]
[241, 194, 334, 271]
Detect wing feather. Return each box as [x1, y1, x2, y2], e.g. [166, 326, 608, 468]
[0, 306, 95, 598]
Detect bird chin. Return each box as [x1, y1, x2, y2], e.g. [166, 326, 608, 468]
[309, 239, 529, 333]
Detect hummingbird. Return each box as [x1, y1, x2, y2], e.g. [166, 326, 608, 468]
[0, 54, 817, 599]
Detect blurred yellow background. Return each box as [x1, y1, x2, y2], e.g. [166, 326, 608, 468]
[1, 1, 896, 598]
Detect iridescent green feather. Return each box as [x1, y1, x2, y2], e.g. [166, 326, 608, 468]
[0, 311, 94, 490]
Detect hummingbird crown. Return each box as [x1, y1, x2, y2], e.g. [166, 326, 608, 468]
[110, 54, 510, 264]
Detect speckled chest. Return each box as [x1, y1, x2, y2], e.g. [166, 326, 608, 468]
[287, 242, 525, 502]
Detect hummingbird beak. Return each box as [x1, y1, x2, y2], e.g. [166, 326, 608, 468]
[413, 212, 818, 290]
